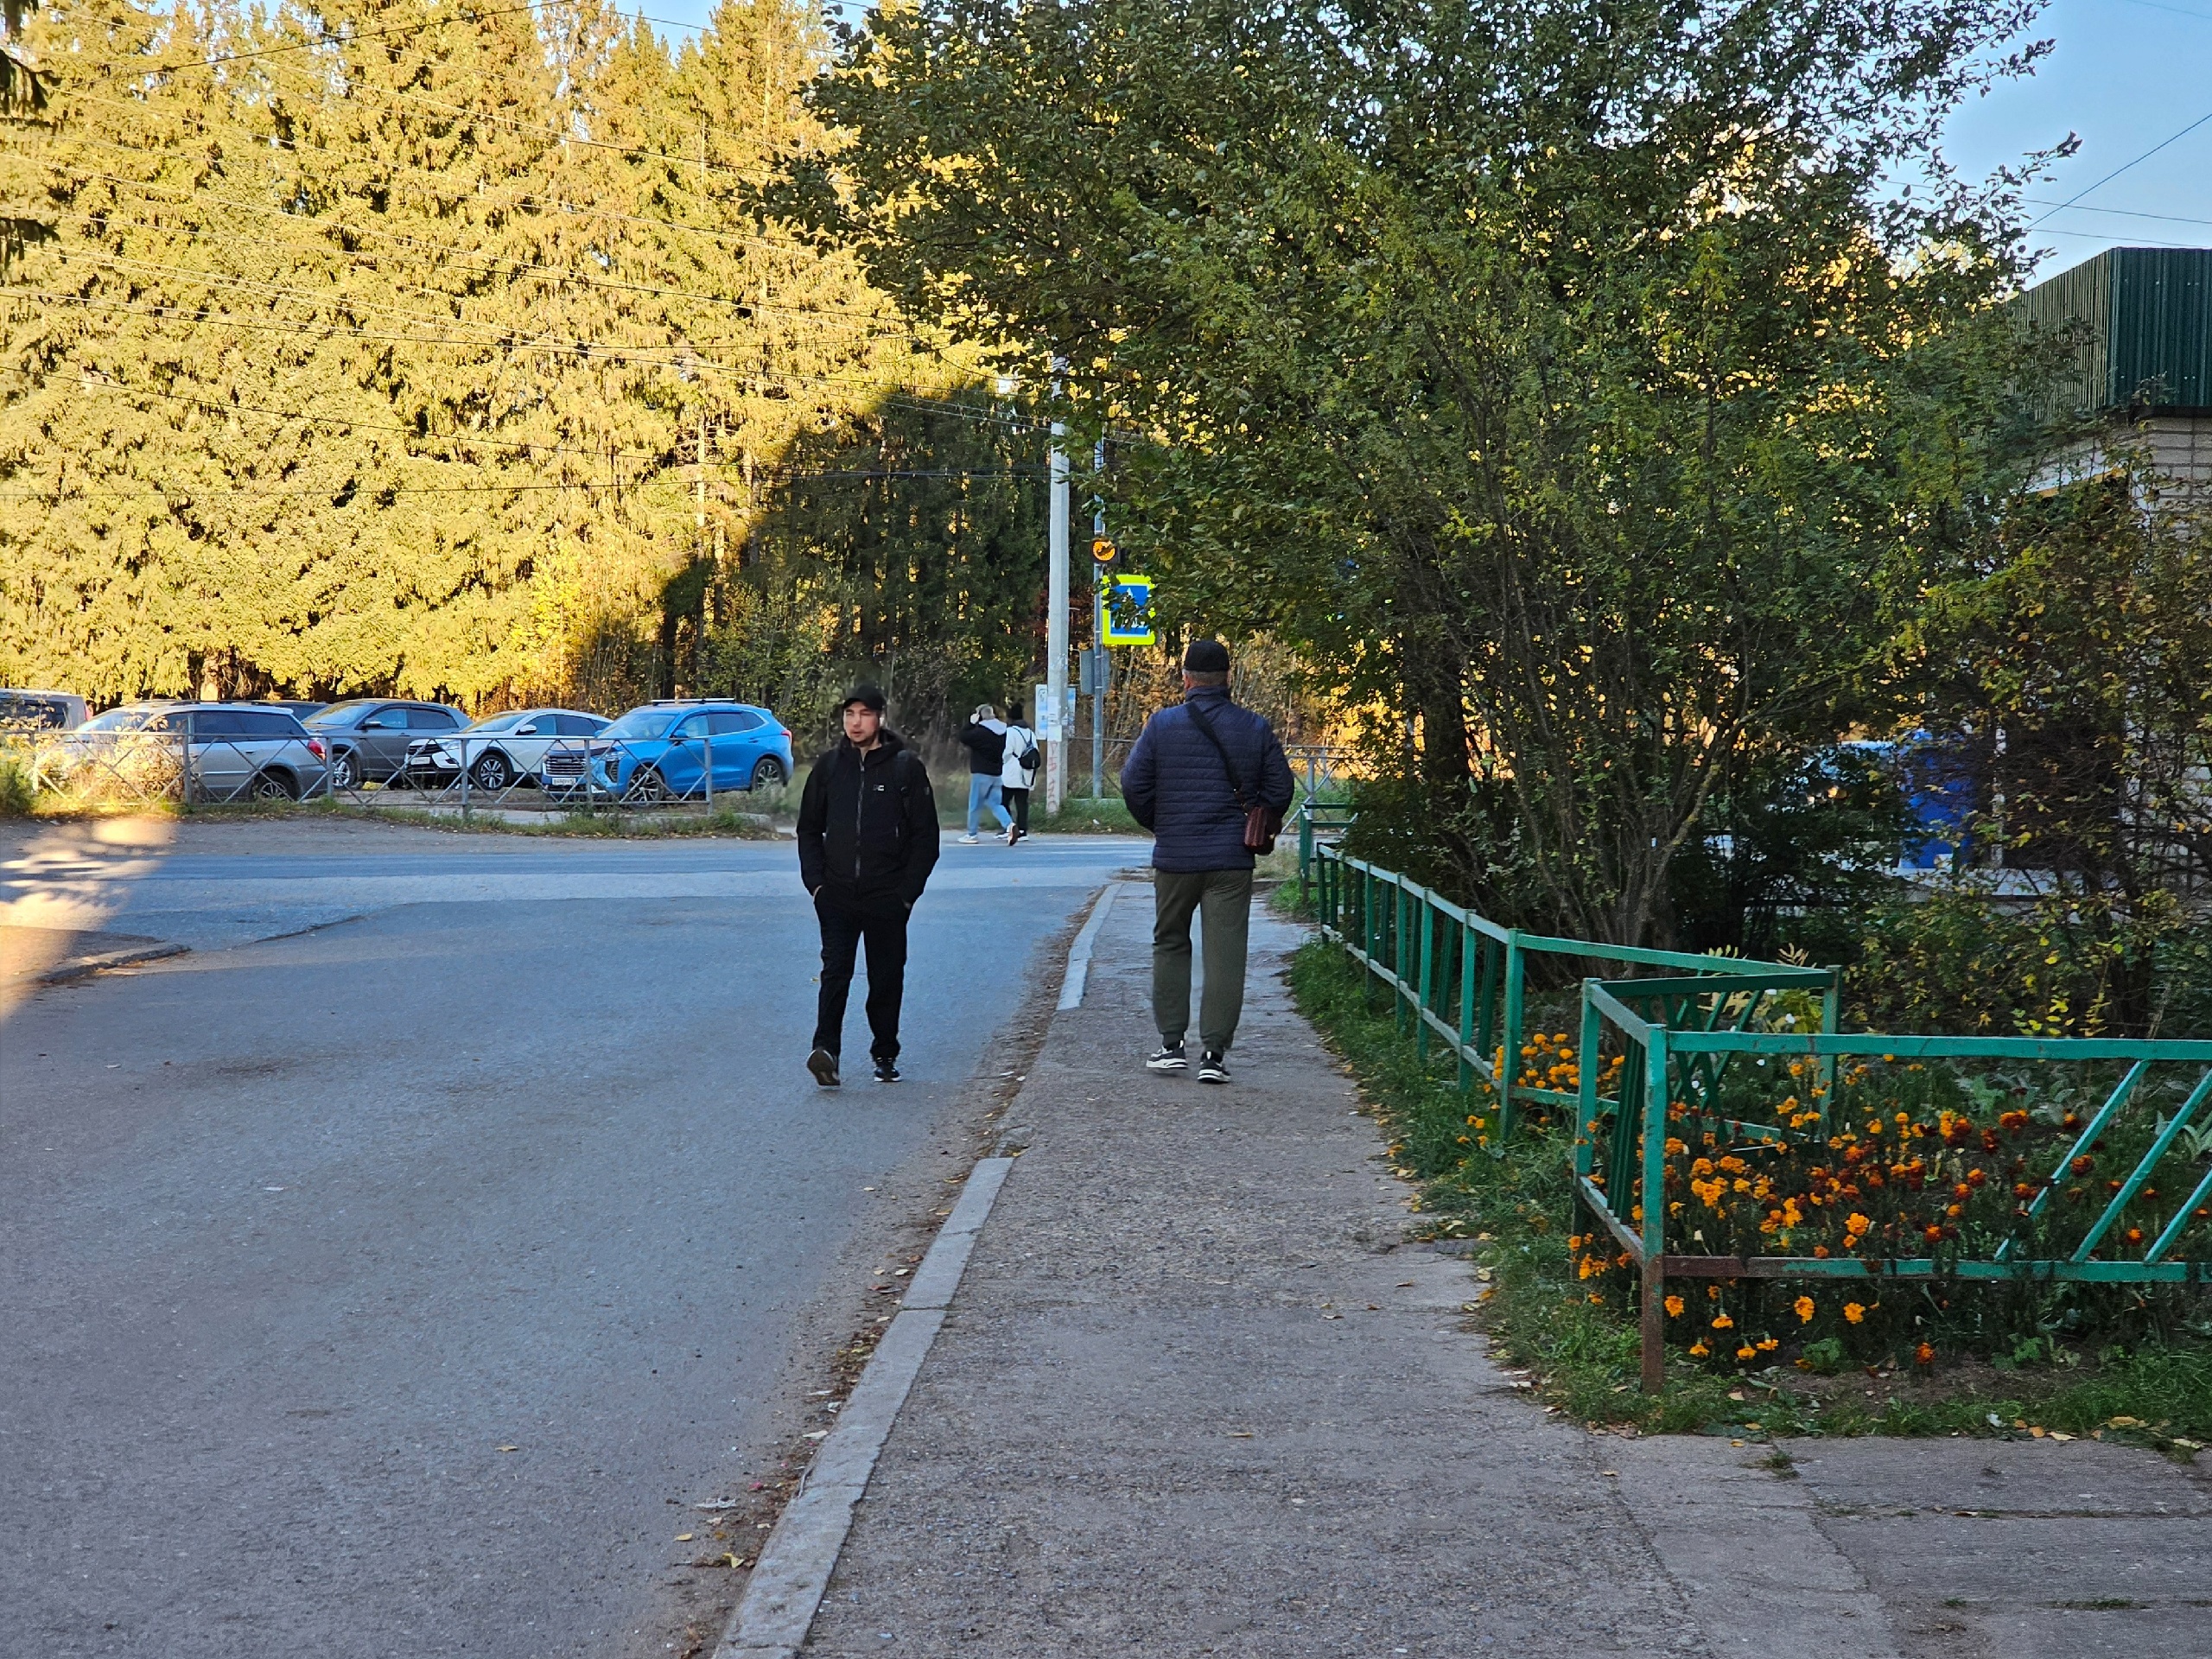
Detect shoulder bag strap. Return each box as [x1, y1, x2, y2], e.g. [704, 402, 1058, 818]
[1182, 699, 1254, 810]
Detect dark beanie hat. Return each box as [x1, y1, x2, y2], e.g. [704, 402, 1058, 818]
[1183, 639, 1230, 673]
[840, 683, 887, 713]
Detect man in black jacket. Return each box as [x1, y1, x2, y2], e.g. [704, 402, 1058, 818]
[797, 684, 941, 1086]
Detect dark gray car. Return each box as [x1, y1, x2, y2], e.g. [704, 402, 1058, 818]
[303, 698, 467, 787]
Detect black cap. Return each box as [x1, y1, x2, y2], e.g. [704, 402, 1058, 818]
[840, 683, 887, 713]
[1183, 639, 1230, 673]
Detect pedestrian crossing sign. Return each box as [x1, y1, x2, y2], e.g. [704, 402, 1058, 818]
[1098, 575, 1155, 646]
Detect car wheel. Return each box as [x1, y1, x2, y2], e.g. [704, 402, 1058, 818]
[626, 766, 671, 805]
[749, 756, 787, 792]
[328, 749, 359, 790]
[250, 769, 297, 803]
[470, 751, 512, 791]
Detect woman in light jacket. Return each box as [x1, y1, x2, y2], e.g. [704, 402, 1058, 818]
[999, 699, 1039, 844]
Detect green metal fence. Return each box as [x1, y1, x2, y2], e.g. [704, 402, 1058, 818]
[1302, 836, 2212, 1392]
[1579, 980, 2212, 1388]
[1306, 840, 1836, 1139]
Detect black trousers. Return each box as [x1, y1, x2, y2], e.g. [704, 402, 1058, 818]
[812, 887, 909, 1060]
[1003, 786, 1031, 834]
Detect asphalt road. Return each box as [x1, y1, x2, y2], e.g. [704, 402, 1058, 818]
[1, 820, 1138, 1658]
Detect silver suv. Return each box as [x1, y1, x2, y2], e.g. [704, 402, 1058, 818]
[139, 703, 332, 803]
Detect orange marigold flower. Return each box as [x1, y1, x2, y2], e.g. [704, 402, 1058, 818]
[1915, 1342, 1935, 1365]
[1844, 1302, 1867, 1325]
[1711, 1313, 1734, 1330]
[1688, 1341, 1709, 1357]
[1736, 1344, 1758, 1362]
[1794, 1295, 1816, 1323]
[2125, 1227, 2144, 1245]
[1664, 1295, 1686, 1318]
[1845, 1212, 1872, 1238]
[1756, 1337, 1779, 1351]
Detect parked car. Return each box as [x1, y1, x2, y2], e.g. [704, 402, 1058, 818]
[408, 708, 611, 793]
[258, 699, 328, 720]
[54, 703, 331, 802]
[36, 702, 171, 788]
[581, 701, 794, 802]
[302, 698, 468, 787]
[0, 687, 88, 732]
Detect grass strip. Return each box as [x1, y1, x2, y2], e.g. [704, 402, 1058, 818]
[1285, 936, 2210, 1455]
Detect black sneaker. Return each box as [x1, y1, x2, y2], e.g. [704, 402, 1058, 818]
[872, 1057, 901, 1084]
[1145, 1042, 1187, 1072]
[1197, 1052, 1230, 1084]
[807, 1048, 841, 1088]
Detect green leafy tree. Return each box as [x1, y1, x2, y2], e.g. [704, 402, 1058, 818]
[790, 0, 2056, 944]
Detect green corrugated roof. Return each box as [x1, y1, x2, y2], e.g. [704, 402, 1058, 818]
[2016, 247, 2212, 413]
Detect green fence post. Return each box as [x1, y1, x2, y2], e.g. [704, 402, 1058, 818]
[1457, 920, 1477, 1093]
[1395, 882, 1410, 1036]
[1574, 982, 1603, 1180]
[1415, 896, 1434, 1063]
[1639, 1025, 1671, 1395]
[1362, 868, 1378, 1010]
[1497, 932, 1525, 1138]
[1817, 974, 1841, 1124]
[1299, 809, 1313, 909]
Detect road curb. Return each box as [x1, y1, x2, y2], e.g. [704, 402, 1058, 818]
[711, 879, 1116, 1658]
[1056, 878, 1128, 1010]
[24, 940, 189, 985]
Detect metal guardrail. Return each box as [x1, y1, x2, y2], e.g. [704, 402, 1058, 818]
[9, 722, 788, 818]
[1307, 838, 1836, 1140]
[1579, 982, 2212, 1389]
[17, 725, 326, 807]
[1302, 837, 2212, 1393]
[331, 729, 785, 817]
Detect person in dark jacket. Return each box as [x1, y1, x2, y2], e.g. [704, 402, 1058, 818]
[957, 703, 1013, 842]
[1120, 639, 1294, 1084]
[797, 684, 941, 1086]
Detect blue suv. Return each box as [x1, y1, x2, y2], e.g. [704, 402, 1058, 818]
[584, 701, 794, 802]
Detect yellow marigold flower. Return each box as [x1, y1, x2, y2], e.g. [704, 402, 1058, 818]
[1756, 1337, 1779, 1351]
[1845, 1212, 1872, 1238]
[1664, 1294, 1686, 1318]
[1844, 1302, 1866, 1325]
[1711, 1313, 1734, 1330]
[1794, 1295, 1815, 1323]
[1688, 1341, 1710, 1357]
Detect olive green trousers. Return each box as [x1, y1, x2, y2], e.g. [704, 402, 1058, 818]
[1152, 868, 1255, 1054]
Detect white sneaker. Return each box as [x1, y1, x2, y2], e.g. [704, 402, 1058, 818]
[958, 833, 980, 844]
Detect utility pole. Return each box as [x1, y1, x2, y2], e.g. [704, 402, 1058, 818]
[1090, 438, 1106, 801]
[1046, 392, 1070, 816]
[696, 409, 708, 531]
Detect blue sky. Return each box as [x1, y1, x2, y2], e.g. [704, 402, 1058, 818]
[1942, 0, 2212, 278]
[639, 0, 2209, 284]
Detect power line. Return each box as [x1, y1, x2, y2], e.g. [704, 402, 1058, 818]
[12, 264, 1038, 425]
[2029, 107, 2212, 227]
[3, 467, 1041, 504]
[60, 17, 776, 182]
[64, 372, 1046, 467]
[2036, 226, 2207, 251]
[67, 2, 715, 75]
[2023, 198, 2212, 230]
[46, 213, 911, 335]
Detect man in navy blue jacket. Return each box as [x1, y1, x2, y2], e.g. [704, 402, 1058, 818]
[1120, 639, 1295, 1084]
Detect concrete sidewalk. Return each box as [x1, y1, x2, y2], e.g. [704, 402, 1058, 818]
[798, 891, 2211, 1658]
